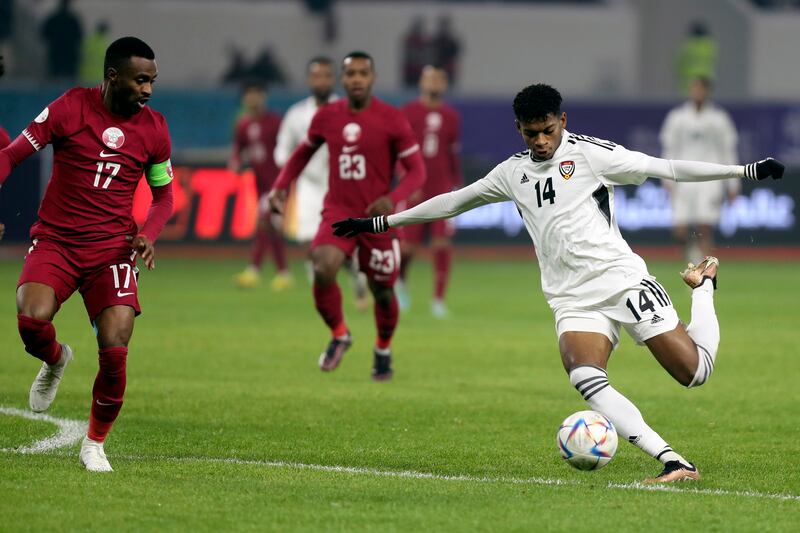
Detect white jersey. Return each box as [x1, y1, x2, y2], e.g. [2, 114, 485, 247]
[388, 130, 743, 311]
[274, 95, 337, 186]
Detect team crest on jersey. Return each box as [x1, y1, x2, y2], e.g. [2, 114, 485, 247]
[559, 160, 575, 180]
[342, 122, 362, 143]
[34, 107, 50, 124]
[425, 112, 442, 131]
[102, 127, 125, 149]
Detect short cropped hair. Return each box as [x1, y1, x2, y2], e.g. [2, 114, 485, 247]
[307, 56, 333, 71]
[240, 78, 267, 94]
[342, 51, 374, 68]
[512, 83, 562, 123]
[104, 37, 155, 73]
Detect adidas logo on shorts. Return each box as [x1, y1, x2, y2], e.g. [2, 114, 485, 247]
[651, 314, 664, 325]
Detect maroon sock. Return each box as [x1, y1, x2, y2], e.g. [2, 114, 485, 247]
[374, 291, 399, 347]
[251, 226, 270, 270]
[268, 228, 287, 272]
[17, 314, 62, 365]
[313, 282, 345, 333]
[433, 247, 452, 300]
[87, 347, 127, 443]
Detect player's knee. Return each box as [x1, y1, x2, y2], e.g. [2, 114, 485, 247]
[95, 308, 135, 348]
[312, 261, 337, 284]
[371, 285, 394, 307]
[686, 346, 714, 389]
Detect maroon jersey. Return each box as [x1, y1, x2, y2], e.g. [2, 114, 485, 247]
[307, 97, 419, 218]
[0, 126, 9, 149]
[401, 100, 461, 199]
[22, 87, 171, 243]
[232, 112, 281, 185]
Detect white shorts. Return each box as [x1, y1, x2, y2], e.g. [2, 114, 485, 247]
[554, 276, 680, 349]
[293, 179, 326, 243]
[671, 180, 725, 226]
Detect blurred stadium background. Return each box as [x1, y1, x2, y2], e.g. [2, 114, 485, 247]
[0, 0, 797, 252]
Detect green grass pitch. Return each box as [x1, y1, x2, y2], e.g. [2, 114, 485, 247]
[1, 253, 799, 531]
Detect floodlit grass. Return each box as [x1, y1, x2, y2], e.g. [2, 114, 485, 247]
[1, 254, 798, 531]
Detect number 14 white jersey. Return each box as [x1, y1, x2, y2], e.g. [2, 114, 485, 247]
[480, 131, 667, 311]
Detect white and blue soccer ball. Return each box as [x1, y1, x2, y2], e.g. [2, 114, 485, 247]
[557, 410, 618, 471]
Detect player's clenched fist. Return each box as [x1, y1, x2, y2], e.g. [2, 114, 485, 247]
[744, 157, 785, 181]
[267, 188, 287, 214]
[332, 215, 389, 237]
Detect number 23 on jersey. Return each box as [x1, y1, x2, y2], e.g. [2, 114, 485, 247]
[339, 154, 366, 180]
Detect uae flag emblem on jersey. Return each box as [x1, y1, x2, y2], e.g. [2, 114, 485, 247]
[559, 160, 575, 180]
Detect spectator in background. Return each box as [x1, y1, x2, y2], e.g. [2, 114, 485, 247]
[304, 0, 337, 43]
[0, 0, 12, 59]
[401, 17, 430, 88]
[229, 80, 289, 290]
[41, 0, 83, 81]
[660, 76, 739, 263]
[676, 21, 717, 95]
[79, 20, 110, 86]
[222, 45, 249, 85]
[249, 46, 288, 86]
[431, 16, 461, 86]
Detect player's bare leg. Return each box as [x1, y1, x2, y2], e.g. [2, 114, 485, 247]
[430, 236, 452, 318]
[560, 331, 698, 483]
[311, 245, 351, 371]
[396, 241, 416, 311]
[80, 304, 135, 472]
[267, 212, 292, 291]
[368, 279, 397, 381]
[347, 256, 370, 312]
[17, 282, 73, 412]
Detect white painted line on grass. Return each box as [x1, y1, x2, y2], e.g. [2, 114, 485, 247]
[2, 406, 798, 503]
[0, 406, 86, 453]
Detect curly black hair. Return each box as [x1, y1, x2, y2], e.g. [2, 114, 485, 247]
[104, 37, 155, 75]
[512, 84, 562, 123]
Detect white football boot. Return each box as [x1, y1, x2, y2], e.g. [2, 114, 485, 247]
[29, 344, 73, 412]
[79, 436, 113, 472]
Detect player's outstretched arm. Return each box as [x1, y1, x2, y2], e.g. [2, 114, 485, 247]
[0, 135, 38, 185]
[269, 141, 319, 214]
[333, 180, 491, 238]
[645, 156, 785, 183]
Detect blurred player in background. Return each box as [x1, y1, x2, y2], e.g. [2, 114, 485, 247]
[660, 76, 739, 262]
[0, 37, 175, 472]
[230, 80, 289, 290]
[398, 65, 461, 317]
[332, 83, 784, 481]
[269, 51, 426, 380]
[274, 56, 369, 310]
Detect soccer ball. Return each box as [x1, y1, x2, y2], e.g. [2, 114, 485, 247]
[556, 410, 618, 471]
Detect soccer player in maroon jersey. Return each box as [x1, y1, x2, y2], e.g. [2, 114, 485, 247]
[269, 51, 426, 380]
[229, 80, 289, 290]
[0, 37, 174, 472]
[398, 65, 461, 317]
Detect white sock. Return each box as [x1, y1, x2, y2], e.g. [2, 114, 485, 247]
[686, 280, 719, 387]
[569, 365, 688, 465]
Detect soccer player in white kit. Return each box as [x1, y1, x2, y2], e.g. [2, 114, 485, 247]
[274, 56, 369, 308]
[660, 76, 739, 262]
[332, 84, 785, 483]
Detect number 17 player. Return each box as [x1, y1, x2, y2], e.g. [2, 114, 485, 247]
[333, 84, 785, 482]
[0, 37, 174, 472]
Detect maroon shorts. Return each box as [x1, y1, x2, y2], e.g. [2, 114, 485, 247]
[397, 218, 456, 245]
[312, 212, 400, 287]
[18, 239, 141, 320]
